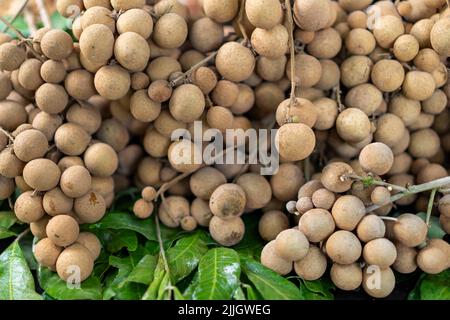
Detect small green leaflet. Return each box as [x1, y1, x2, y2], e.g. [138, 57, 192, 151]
[242, 258, 301, 300]
[127, 255, 157, 285]
[38, 267, 102, 300]
[90, 212, 155, 240]
[298, 278, 335, 300]
[0, 241, 42, 300]
[409, 270, 450, 300]
[104, 229, 139, 253]
[416, 212, 446, 239]
[167, 231, 208, 283]
[190, 248, 241, 300]
[0, 212, 18, 240]
[142, 256, 166, 300]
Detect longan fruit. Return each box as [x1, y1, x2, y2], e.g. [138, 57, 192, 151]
[130, 72, 150, 91]
[140, 187, 156, 203]
[409, 19, 434, 48]
[81, 6, 115, 32]
[64, 70, 96, 101]
[94, 65, 131, 100]
[189, 17, 224, 53]
[76, 232, 101, 260]
[431, 63, 448, 88]
[417, 163, 447, 184]
[388, 174, 417, 207]
[56, 0, 84, 17]
[178, 50, 205, 72]
[43, 187, 74, 217]
[41, 29, 73, 60]
[34, 238, 63, 270]
[79, 24, 114, 64]
[33, 111, 63, 141]
[169, 84, 205, 123]
[84, 143, 118, 177]
[307, 27, 342, 59]
[345, 28, 376, 56]
[371, 59, 405, 93]
[18, 59, 44, 91]
[191, 67, 217, 95]
[393, 214, 428, 247]
[54, 123, 91, 156]
[430, 18, 450, 56]
[371, 187, 391, 207]
[258, 210, 289, 242]
[142, 128, 170, 159]
[116, 8, 153, 39]
[96, 119, 130, 152]
[168, 140, 202, 173]
[260, 240, 292, 275]
[311, 189, 335, 210]
[275, 229, 309, 262]
[58, 157, 85, 173]
[295, 197, 314, 215]
[299, 208, 335, 243]
[203, 0, 238, 23]
[403, 71, 436, 101]
[321, 162, 354, 193]
[13, 129, 48, 162]
[0, 175, 14, 200]
[211, 80, 239, 107]
[286, 53, 322, 88]
[331, 195, 366, 231]
[180, 216, 197, 232]
[413, 48, 440, 73]
[0, 43, 26, 71]
[422, 90, 447, 115]
[190, 198, 213, 227]
[256, 56, 286, 83]
[35, 83, 69, 115]
[83, 0, 111, 8]
[110, 0, 144, 10]
[345, 84, 382, 116]
[60, 166, 92, 199]
[66, 103, 102, 135]
[46, 215, 80, 247]
[0, 148, 25, 178]
[40, 60, 67, 84]
[359, 143, 394, 176]
[114, 32, 150, 72]
[23, 159, 61, 192]
[373, 15, 405, 49]
[0, 72, 12, 101]
[362, 266, 395, 298]
[388, 94, 421, 127]
[293, 245, 327, 281]
[147, 57, 181, 81]
[275, 123, 316, 162]
[276, 98, 317, 128]
[438, 195, 450, 218]
[206, 106, 234, 133]
[393, 34, 419, 62]
[336, 108, 371, 143]
[294, 0, 332, 32]
[374, 114, 406, 148]
[235, 173, 272, 211]
[216, 42, 255, 82]
[153, 13, 188, 49]
[209, 183, 246, 220]
[270, 163, 304, 202]
[74, 191, 106, 224]
[147, 80, 172, 103]
[408, 112, 435, 131]
[30, 215, 51, 239]
[129, 90, 161, 123]
[340, 55, 373, 88]
[190, 167, 226, 200]
[357, 214, 386, 243]
[251, 25, 288, 59]
[409, 129, 440, 158]
[14, 191, 45, 223]
[254, 82, 285, 114]
[363, 238, 397, 269]
[417, 246, 449, 274]
[326, 230, 362, 264]
[312, 98, 338, 131]
[56, 243, 94, 282]
[209, 215, 244, 247]
[393, 243, 418, 274]
[157, 195, 189, 227]
[331, 263, 363, 291]
[133, 199, 154, 220]
[136, 157, 162, 187]
[230, 84, 255, 115]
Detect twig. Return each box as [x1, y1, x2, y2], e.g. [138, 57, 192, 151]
[237, 0, 249, 42]
[155, 169, 199, 200]
[154, 208, 173, 299]
[15, 228, 30, 242]
[426, 188, 437, 227]
[35, 0, 52, 29]
[0, 127, 15, 143]
[285, 0, 297, 106]
[170, 52, 218, 87]
[2, 0, 29, 33]
[334, 84, 345, 112]
[379, 216, 398, 222]
[343, 174, 408, 192]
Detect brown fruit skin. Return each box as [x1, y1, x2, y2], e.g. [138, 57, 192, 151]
[133, 199, 154, 220]
[430, 18, 450, 57]
[66, 103, 102, 135]
[74, 191, 106, 224]
[56, 243, 94, 282]
[276, 123, 316, 162]
[294, 246, 327, 281]
[438, 195, 450, 218]
[331, 263, 363, 291]
[84, 143, 119, 177]
[65, 70, 96, 101]
[43, 187, 74, 217]
[13, 129, 48, 162]
[258, 210, 289, 242]
[14, 191, 45, 223]
[245, 0, 282, 29]
[114, 32, 150, 72]
[336, 108, 371, 143]
[209, 184, 246, 220]
[359, 143, 394, 176]
[76, 232, 101, 260]
[345, 84, 382, 116]
[393, 243, 418, 274]
[216, 42, 255, 82]
[203, 0, 239, 23]
[55, 123, 91, 156]
[374, 114, 406, 148]
[190, 198, 213, 227]
[0, 43, 26, 71]
[251, 25, 289, 59]
[57, 0, 84, 17]
[294, 0, 331, 32]
[393, 214, 428, 247]
[34, 238, 63, 270]
[169, 84, 205, 123]
[402, 71, 436, 101]
[332, 195, 366, 231]
[41, 60, 67, 84]
[0, 176, 15, 200]
[275, 229, 310, 262]
[18, 59, 44, 91]
[32, 112, 63, 141]
[153, 13, 188, 49]
[326, 231, 362, 264]
[321, 162, 354, 193]
[408, 129, 440, 159]
[41, 29, 73, 60]
[189, 167, 226, 200]
[363, 238, 398, 269]
[46, 215, 80, 247]
[340, 55, 373, 88]
[417, 246, 449, 274]
[261, 240, 292, 276]
[130, 90, 161, 123]
[35, 83, 69, 115]
[94, 65, 131, 101]
[0, 72, 12, 100]
[190, 17, 224, 53]
[23, 159, 61, 192]
[286, 54, 322, 88]
[276, 98, 317, 128]
[60, 166, 92, 198]
[270, 163, 305, 202]
[357, 215, 386, 243]
[299, 209, 336, 243]
[80, 24, 114, 63]
[0, 148, 25, 178]
[209, 216, 245, 247]
[362, 267, 395, 299]
[236, 173, 272, 210]
[0, 100, 28, 132]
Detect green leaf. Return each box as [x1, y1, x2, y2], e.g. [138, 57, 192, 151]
[0, 226, 16, 240]
[90, 212, 155, 240]
[244, 284, 263, 300]
[38, 267, 102, 300]
[0, 241, 42, 300]
[298, 278, 335, 300]
[0, 16, 30, 38]
[105, 230, 139, 253]
[233, 287, 246, 300]
[0, 211, 17, 228]
[50, 12, 70, 30]
[142, 256, 166, 300]
[417, 212, 446, 239]
[127, 255, 157, 285]
[242, 258, 301, 300]
[19, 235, 38, 270]
[415, 270, 450, 300]
[167, 231, 208, 283]
[191, 248, 241, 300]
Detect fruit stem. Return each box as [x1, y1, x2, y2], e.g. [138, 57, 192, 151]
[169, 52, 218, 87]
[425, 188, 437, 227]
[344, 173, 408, 192]
[285, 0, 297, 106]
[15, 228, 30, 242]
[237, 0, 249, 42]
[379, 216, 398, 222]
[2, 0, 29, 33]
[334, 84, 345, 112]
[0, 127, 15, 143]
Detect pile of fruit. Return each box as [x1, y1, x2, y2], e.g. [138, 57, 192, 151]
[0, 0, 449, 299]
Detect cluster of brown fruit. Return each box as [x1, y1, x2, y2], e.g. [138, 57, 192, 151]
[0, 0, 449, 292]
